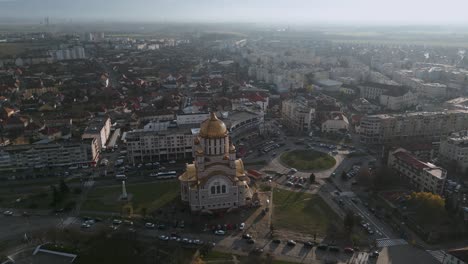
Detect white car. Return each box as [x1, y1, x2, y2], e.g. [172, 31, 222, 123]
[239, 223, 245, 230]
[214, 230, 225, 235]
[3, 211, 13, 216]
[112, 219, 123, 225]
[158, 235, 169, 241]
[145, 222, 155, 229]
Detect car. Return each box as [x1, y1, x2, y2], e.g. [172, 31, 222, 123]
[180, 221, 185, 228]
[317, 244, 328, 250]
[369, 251, 380, 258]
[329, 246, 340, 252]
[286, 240, 297, 246]
[112, 219, 123, 225]
[294, 183, 303, 188]
[242, 233, 252, 239]
[214, 230, 225, 235]
[285, 181, 293, 187]
[21, 211, 30, 217]
[252, 247, 264, 254]
[367, 228, 375, 235]
[289, 168, 298, 174]
[145, 222, 155, 229]
[303, 241, 315, 247]
[272, 239, 281, 244]
[193, 239, 203, 245]
[169, 160, 176, 164]
[3, 211, 13, 216]
[182, 238, 189, 243]
[158, 235, 169, 241]
[344, 247, 354, 253]
[239, 222, 245, 230]
[81, 223, 91, 228]
[247, 239, 255, 244]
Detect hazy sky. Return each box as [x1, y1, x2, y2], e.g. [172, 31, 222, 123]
[1, 0, 467, 25]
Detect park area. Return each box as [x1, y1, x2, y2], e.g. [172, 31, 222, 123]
[272, 189, 340, 237]
[81, 181, 179, 214]
[280, 150, 336, 171]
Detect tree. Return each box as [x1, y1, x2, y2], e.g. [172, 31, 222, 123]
[140, 207, 147, 218]
[59, 179, 70, 194]
[341, 171, 348, 180]
[309, 173, 316, 183]
[50, 185, 60, 207]
[344, 211, 355, 233]
[408, 192, 447, 226]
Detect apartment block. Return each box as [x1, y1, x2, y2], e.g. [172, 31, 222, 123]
[439, 130, 468, 173]
[281, 97, 315, 133]
[0, 138, 99, 172]
[388, 148, 446, 195]
[360, 110, 468, 145]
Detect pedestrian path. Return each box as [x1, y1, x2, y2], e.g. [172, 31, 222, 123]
[426, 250, 446, 263]
[376, 238, 408, 247]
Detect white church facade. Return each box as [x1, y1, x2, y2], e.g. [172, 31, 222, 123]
[179, 112, 253, 212]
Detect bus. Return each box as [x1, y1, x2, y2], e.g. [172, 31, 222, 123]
[155, 171, 177, 179]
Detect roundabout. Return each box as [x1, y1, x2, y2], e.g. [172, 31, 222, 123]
[280, 149, 336, 171]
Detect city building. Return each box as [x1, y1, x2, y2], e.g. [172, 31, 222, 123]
[179, 112, 253, 212]
[360, 110, 468, 145]
[281, 97, 315, 133]
[221, 110, 264, 141]
[0, 138, 99, 173]
[321, 112, 349, 133]
[439, 130, 468, 173]
[388, 148, 446, 195]
[125, 122, 195, 164]
[82, 116, 111, 149]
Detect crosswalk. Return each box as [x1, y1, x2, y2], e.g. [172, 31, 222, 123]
[349, 252, 370, 264]
[376, 238, 408, 247]
[427, 250, 446, 263]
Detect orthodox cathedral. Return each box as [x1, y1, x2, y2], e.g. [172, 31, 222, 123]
[179, 112, 252, 212]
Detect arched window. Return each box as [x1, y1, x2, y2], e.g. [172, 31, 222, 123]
[211, 186, 215, 194]
[216, 185, 221, 194]
[222, 185, 226, 193]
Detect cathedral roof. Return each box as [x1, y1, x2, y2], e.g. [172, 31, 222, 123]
[199, 112, 228, 139]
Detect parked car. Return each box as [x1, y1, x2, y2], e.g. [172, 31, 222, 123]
[3, 210, 13, 216]
[214, 230, 225, 235]
[145, 222, 155, 229]
[329, 246, 340, 252]
[344, 247, 354, 253]
[158, 235, 169, 241]
[272, 239, 281, 244]
[239, 222, 245, 230]
[247, 239, 255, 244]
[304, 241, 315, 247]
[317, 244, 328, 250]
[242, 233, 252, 239]
[287, 240, 297, 246]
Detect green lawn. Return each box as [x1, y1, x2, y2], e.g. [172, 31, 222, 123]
[81, 181, 179, 213]
[280, 150, 336, 171]
[273, 189, 340, 236]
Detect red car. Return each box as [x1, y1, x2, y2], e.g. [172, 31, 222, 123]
[344, 247, 354, 254]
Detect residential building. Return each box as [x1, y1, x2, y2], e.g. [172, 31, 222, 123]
[360, 110, 468, 145]
[439, 130, 468, 173]
[379, 90, 418, 111]
[82, 116, 111, 149]
[179, 112, 252, 212]
[221, 110, 264, 141]
[352, 98, 380, 114]
[281, 97, 315, 133]
[388, 148, 446, 195]
[0, 138, 99, 172]
[125, 122, 196, 164]
[321, 112, 349, 133]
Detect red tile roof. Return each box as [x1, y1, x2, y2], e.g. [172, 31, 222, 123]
[393, 151, 429, 170]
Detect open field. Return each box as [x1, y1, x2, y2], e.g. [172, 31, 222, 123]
[81, 181, 179, 213]
[280, 150, 335, 171]
[272, 189, 340, 236]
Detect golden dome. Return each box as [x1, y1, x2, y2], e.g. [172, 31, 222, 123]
[199, 112, 228, 139]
